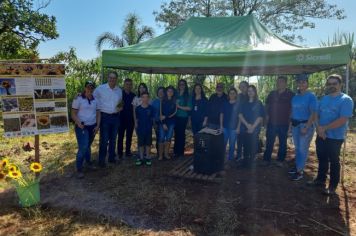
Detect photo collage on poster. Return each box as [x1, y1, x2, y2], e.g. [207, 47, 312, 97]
[0, 64, 68, 137]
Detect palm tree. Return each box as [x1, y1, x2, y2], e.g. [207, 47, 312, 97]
[96, 13, 154, 52]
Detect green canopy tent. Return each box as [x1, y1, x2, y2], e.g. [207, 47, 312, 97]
[102, 15, 352, 90]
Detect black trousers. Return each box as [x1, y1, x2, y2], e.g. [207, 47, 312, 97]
[117, 118, 134, 156]
[236, 134, 243, 159]
[242, 132, 259, 165]
[174, 116, 188, 156]
[315, 136, 344, 189]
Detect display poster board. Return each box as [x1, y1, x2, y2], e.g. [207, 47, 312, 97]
[0, 63, 68, 137]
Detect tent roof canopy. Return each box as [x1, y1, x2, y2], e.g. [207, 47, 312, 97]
[102, 15, 352, 75]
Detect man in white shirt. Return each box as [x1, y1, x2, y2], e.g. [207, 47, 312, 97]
[93, 71, 123, 167]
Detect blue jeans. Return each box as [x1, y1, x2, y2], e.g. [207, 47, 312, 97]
[158, 123, 174, 143]
[223, 128, 237, 160]
[263, 124, 289, 162]
[75, 124, 96, 171]
[99, 112, 120, 166]
[292, 124, 315, 172]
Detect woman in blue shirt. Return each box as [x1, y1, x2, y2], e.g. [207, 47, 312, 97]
[191, 83, 208, 135]
[151, 87, 165, 156]
[174, 79, 192, 158]
[158, 86, 177, 160]
[289, 74, 318, 181]
[238, 85, 265, 167]
[220, 88, 239, 161]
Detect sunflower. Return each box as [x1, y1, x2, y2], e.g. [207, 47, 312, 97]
[8, 170, 22, 179]
[30, 162, 43, 173]
[0, 171, 6, 180]
[1, 80, 11, 88]
[0, 158, 9, 169]
[8, 164, 18, 172]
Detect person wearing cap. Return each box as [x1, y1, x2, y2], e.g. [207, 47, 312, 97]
[311, 74, 354, 195]
[71, 81, 101, 178]
[207, 82, 228, 129]
[93, 71, 123, 167]
[263, 76, 295, 166]
[289, 74, 318, 181]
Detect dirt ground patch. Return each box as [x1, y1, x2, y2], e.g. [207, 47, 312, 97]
[1, 127, 355, 236]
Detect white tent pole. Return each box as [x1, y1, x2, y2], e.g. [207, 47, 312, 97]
[346, 63, 350, 94]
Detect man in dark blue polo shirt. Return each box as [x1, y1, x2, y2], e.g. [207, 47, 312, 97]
[117, 78, 136, 159]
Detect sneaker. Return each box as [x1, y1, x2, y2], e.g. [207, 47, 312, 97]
[288, 167, 297, 174]
[323, 187, 337, 196]
[135, 159, 143, 166]
[145, 159, 152, 166]
[291, 172, 303, 181]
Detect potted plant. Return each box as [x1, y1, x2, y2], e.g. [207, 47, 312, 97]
[0, 157, 43, 207]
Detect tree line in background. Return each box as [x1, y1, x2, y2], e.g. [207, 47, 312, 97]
[0, 0, 355, 115]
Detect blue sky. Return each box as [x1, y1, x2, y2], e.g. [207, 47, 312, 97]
[38, 0, 356, 60]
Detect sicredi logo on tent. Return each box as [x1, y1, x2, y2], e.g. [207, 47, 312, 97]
[296, 54, 332, 62]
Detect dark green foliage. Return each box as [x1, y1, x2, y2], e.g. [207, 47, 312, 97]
[0, 0, 58, 59]
[153, 0, 345, 42]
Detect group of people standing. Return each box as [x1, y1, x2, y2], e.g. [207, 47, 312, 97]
[262, 74, 353, 195]
[71, 71, 353, 196]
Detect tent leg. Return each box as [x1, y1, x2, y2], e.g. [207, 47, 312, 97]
[346, 63, 350, 94]
[149, 73, 152, 91]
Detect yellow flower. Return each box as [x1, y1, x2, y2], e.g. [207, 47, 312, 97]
[8, 165, 18, 172]
[0, 158, 9, 169]
[8, 170, 22, 179]
[30, 162, 43, 173]
[0, 171, 6, 180]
